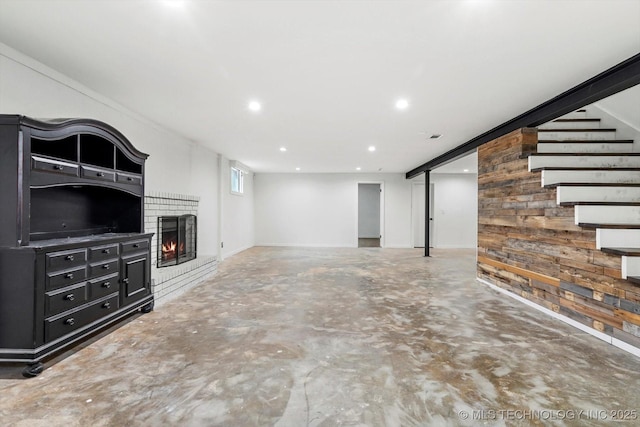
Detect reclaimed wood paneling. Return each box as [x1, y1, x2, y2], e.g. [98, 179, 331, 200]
[477, 128, 640, 348]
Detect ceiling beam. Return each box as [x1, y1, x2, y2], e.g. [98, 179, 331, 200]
[406, 52, 640, 179]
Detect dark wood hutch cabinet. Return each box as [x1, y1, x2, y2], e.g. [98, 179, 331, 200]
[0, 115, 153, 377]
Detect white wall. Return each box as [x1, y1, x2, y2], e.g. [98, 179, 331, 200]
[220, 156, 255, 258]
[411, 173, 477, 249]
[190, 145, 219, 256]
[431, 173, 477, 248]
[0, 44, 220, 257]
[254, 173, 411, 248]
[592, 84, 640, 145]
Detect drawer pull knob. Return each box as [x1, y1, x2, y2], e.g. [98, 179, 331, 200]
[97, 172, 105, 177]
[64, 294, 75, 301]
[53, 165, 64, 171]
[64, 318, 75, 326]
[65, 255, 74, 261]
[102, 282, 111, 288]
[102, 264, 110, 270]
[127, 177, 133, 181]
[102, 302, 111, 309]
[102, 249, 110, 254]
[133, 243, 140, 248]
[65, 273, 74, 279]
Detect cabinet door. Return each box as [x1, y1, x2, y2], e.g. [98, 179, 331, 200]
[120, 253, 150, 307]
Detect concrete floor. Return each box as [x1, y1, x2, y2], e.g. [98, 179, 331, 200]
[1, 247, 639, 426]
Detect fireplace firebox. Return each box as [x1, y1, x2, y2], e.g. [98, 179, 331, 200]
[158, 215, 197, 267]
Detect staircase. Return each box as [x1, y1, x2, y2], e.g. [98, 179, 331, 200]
[528, 109, 640, 285]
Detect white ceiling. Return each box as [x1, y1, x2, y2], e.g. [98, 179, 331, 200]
[0, 0, 638, 174]
[431, 151, 477, 175]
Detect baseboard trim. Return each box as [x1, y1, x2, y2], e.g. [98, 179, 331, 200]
[222, 245, 254, 259]
[254, 243, 416, 249]
[254, 243, 357, 248]
[477, 277, 640, 358]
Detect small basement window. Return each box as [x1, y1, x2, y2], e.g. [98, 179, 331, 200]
[231, 166, 244, 195]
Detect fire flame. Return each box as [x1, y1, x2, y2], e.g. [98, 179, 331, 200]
[162, 240, 186, 259]
[162, 240, 177, 259]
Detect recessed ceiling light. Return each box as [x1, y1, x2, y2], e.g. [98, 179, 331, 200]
[463, 169, 469, 172]
[368, 146, 376, 152]
[295, 167, 301, 171]
[356, 167, 361, 171]
[279, 147, 287, 152]
[395, 99, 409, 110]
[248, 100, 262, 112]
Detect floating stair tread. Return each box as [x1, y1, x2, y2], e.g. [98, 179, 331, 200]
[579, 223, 640, 229]
[554, 182, 640, 187]
[558, 185, 640, 205]
[541, 177, 640, 188]
[538, 128, 616, 132]
[536, 139, 633, 144]
[546, 182, 640, 188]
[535, 167, 640, 171]
[560, 201, 640, 206]
[529, 155, 640, 171]
[530, 153, 640, 156]
[552, 118, 601, 123]
[627, 276, 640, 286]
[538, 118, 604, 129]
[601, 247, 640, 256]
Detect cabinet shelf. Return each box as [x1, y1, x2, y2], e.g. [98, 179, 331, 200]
[29, 130, 144, 193]
[31, 135, 77, 162]
[80, 134, 115, 169]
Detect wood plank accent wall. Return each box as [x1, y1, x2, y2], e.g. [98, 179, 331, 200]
[477, 128, 640, 348]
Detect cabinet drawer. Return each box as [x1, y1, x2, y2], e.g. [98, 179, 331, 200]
[88, 244, 119, 262]
[88, 273, 118, 300]
[46, 266, 87, 291]
[116, 172, 142, 186]
[45, 295, 119, 342]
[88, 259, 119, 278]
[45, 282, 88, 317]
[81, 165, 116, 183]
[32, 156, 79, 177]
[46, 248, 87, 271]
[121, 239, 149, 254]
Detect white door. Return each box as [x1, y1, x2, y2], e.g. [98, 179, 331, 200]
[358, 183, 381, 238]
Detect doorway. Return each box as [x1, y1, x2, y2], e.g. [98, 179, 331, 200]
[412, 182, 434, 248]
[358, 183, 382, 248]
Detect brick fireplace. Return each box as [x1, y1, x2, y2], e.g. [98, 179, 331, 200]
[144, 192, 216, 305]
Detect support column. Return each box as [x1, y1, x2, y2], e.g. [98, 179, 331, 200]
[424, 171, 430, 257]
